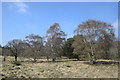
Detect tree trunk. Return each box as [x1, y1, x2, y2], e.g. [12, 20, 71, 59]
[76, 56, 80, 60]
[87, 53, 95, 64]
[90, 60, 95, 64]
[105, 51, 109, 59]
[46, 57, 49, 61]
[3, 56, 6, 61]
[15, 55, 17, 61]
[89, 43, 96, 64]
[52, 58, 56, 62]
[33, 57, 37, 62]
[77, 58, 80, 61]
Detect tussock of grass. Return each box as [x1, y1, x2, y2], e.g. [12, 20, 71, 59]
[1, 56, 118, 78]
[11, 61, 22, 66]
[65, 65, 71, 67]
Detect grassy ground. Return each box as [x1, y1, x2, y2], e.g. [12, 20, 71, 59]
[1, 56, 119, 78]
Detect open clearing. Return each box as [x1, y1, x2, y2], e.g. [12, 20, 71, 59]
[1, 56, 119, 78]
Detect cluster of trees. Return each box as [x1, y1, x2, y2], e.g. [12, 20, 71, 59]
[1, 20, 119, 64]
[64, 20, 118, 64]
[2, 23, 67, 62]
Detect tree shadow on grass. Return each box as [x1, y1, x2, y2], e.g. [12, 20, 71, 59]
[84, 60, 119, 66]
[19, 58, 120, 65]
[19, 60, 69, 64]
[20, 59, 81, 63]
[34, 60, 70, 63]
[35, 59, 85, 63]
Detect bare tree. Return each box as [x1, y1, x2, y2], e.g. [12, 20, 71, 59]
[46, 23, 67, 61]
[6, 39, 25, 61]
[74, 20, 115, 64]
[44, 41, 52, 61]
[25, 34, 43, 62]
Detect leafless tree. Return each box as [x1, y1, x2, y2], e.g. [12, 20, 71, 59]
[6, 39, 26, 61]
[25, 34, 44, 62]
[46, 23, 67, 61]
[74, 20, 115, 64]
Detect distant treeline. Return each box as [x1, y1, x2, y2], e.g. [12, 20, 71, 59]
[0, 19, 119, 64]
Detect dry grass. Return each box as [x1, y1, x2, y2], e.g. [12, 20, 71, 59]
[1, 56, 119, 78]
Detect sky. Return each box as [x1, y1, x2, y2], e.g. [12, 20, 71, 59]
[1, 2, 118, 46]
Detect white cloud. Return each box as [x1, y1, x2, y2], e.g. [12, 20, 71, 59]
[7, 1, 29, 14]
[14, 2, 29, 14]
